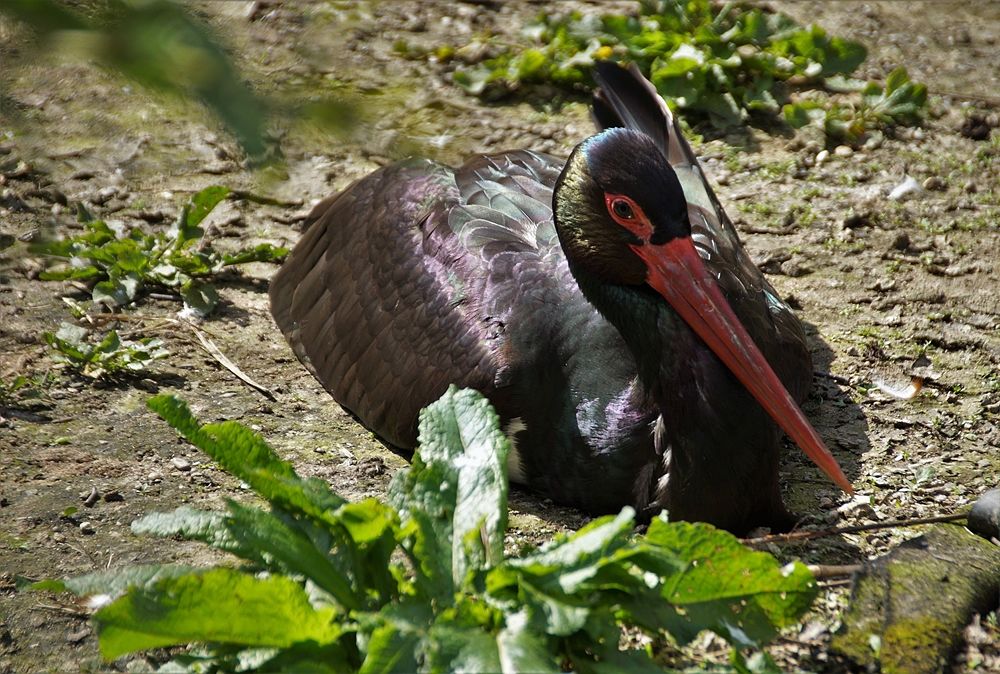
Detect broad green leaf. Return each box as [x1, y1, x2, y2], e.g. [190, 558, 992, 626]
[146, 396, 346, 521]
[223, 243, 289, 266]
[389, 386, 509, 594]
[426, 624, 503, 673]
[518, 579, 591, 636]
[496, 611, 560, 673]
[782, 101, 823, 128]
[633, 517, 818, 646]
[93, 329, 122, 355]
[185, 186, 231, 231]
[334, 499, 395, 545]
[131, 507, 231, 546]
[506, 508, 634, 583]
[885, 65, 909, 93]
[45, 324, 90, 363]
[132, 504, 360, 610]
[32, 564, 198, 600]
[94, 568, 342, 660]
[93, 278, 130, 307]
[356, 600, 435, 673]
[38, 265, 101, 282]
[515, 48, 548, 79]
[358, 622, 421, 674]
[251, 644, 356, 674]
[179, 279, 219, 317]
[54, 321, 89, 346]
[450, 393, 509, 576]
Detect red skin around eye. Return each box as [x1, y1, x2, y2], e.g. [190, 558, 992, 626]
[604, 193, 654, 242]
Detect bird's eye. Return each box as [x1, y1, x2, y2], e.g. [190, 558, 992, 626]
[611, 199, 634, 219]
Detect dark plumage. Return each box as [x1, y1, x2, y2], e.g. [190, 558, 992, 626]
[269, 62, 850, 534]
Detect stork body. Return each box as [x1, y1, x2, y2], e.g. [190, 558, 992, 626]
[269, 64, 849, 534]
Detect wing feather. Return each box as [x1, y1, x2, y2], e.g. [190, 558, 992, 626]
[270, 153, 569, 448]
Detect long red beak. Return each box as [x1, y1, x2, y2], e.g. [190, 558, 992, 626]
[631, 237, 853, 494]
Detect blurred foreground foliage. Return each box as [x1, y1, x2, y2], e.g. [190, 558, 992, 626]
[0, 0, 356, 162]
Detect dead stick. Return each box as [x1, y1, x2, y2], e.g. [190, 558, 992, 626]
[191, 328, 275, 400]
[228, 189, 303, 208]
[931, 89, 1000, 106]
[742, 512, 968, 546]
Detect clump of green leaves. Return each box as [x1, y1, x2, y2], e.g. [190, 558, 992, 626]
[39, 387, 818, 672]
[0, 373, 54, 406]
[34, 186, 287, 317]
[451, 0, 925, 142]
[784, 67, 928, 144]
[44, 322, 168, 379]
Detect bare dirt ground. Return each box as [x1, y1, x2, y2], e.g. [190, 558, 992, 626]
[0, 1, 998, 672]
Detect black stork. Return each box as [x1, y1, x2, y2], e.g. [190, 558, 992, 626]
[269, 62, 852, 534]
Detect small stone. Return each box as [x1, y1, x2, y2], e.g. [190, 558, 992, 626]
[171, 457, 191, 471]
[963, 180, 977, 194]
[863, 132, 884, 150]
[103, 490, 124, 503]
[922, 176, 946, 191]
[837, 494, 874, 516]
[960, 114, 991, 141]
[843, 211, 871, 229]
[79, 521, 95, 535]
[815, 149, 830, 165]
[834, 144, 853, 157]
[890, 232, 910, 251]
[967, 487, 1000, 540]
[91, 186, 119, 205]
[66, 627, 90, 643]
[779, 259, 813, 277]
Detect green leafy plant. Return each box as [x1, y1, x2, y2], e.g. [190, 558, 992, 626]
[34, 186, 287, 317]
[43, 322, 168, 379]
[783, 67, 928, 144]
[37, 387, 817, 671]
[449, 0, 924, 142]
[0, 373, 54, 406]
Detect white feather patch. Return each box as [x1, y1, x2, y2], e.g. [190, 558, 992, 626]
[503, 416, 528, 485]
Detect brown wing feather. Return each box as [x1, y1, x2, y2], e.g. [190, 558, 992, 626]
[269, 159, 498, 448]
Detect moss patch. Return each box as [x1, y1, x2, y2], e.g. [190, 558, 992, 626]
[831, 524, 1000, 674]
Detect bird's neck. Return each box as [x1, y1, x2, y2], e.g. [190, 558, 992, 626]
[574, 273, 695, 408]
[575, 273, 787, 531]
